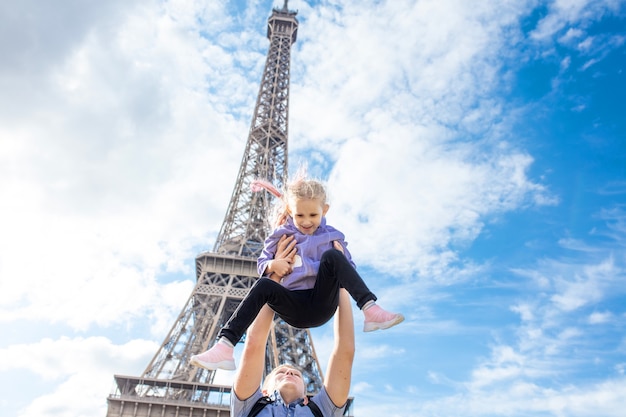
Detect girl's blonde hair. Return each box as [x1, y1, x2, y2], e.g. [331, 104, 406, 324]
[252, 166, 328, 228]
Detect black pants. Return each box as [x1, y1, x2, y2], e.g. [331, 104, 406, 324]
[219, 248, 377, 345]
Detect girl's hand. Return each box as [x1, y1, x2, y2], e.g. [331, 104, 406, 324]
[333, 241, 344, 254]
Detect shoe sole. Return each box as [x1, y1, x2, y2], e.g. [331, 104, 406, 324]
[363, 314, 405, 332]
[190, 356, 236, 371]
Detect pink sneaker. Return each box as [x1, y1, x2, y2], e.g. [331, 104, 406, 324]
[363, 304, 405, 332]
[190, 343, 235, 371]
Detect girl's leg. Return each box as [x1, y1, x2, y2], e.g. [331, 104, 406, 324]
[270, 289, 333, 328]
[191, 278, 298, 371]
[317, 248, 405, 332]
[316, 248, 376, 309]
[219, 278, 296, 345]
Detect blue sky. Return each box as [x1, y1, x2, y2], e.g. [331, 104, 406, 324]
[1, 0, 625, 416]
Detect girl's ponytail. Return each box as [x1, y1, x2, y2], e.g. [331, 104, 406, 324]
[251, 179, 287, 227]
[251, 179, 283, 198]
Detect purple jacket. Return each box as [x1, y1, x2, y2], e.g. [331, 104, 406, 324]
[257, 217, 356, 290]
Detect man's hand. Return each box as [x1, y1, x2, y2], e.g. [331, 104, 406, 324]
[276, 234, 297, 261]
[269, 235, 296, 281]
[269, 259, 292, 279]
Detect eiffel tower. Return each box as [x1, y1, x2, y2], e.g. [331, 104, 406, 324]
[107, 2, 353, 416]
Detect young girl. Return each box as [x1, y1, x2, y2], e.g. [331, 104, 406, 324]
[191, 175, 404, 371]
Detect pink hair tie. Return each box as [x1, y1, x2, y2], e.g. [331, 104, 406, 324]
[251, 179, 283, 198]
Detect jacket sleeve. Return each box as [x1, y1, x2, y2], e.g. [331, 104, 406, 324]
[257, 236, 278, 276]
[257, 227, 292, 276]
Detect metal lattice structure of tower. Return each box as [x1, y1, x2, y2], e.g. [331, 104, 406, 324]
[107, 2, 353, 417]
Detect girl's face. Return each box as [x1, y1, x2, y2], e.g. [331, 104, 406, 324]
[288, 197, 329, 235]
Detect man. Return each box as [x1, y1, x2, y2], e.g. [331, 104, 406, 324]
[230, 287, 355, 417]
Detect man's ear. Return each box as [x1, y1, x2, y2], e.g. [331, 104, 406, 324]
[323, 203, 330, 215]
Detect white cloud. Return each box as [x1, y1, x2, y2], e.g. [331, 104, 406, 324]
[445, 377, 626, 417]
[351, 380, 373, 394]
[286, 0, 558, 281]
[532, 0, 602, 41]
[0, 0, 624, 416]
[550, 257, 618, 312]
[559, 27, 585, 44]
[328, 132, 548, 278]
[0, 0, 248, 331]
[588, 311, 613, 324]
[0, 336, 157, 417]
[358, 343, 405, 360]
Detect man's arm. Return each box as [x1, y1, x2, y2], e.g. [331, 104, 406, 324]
[233, 304, 274, 400]
[233, 235, 296, 400]
[324, 288, 355, 407]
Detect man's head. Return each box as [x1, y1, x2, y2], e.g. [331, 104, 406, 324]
[262, 364, 306, 403]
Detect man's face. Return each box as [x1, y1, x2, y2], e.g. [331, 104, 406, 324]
[269, 365, 305, 398]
